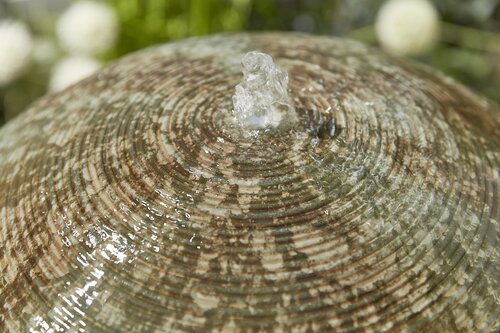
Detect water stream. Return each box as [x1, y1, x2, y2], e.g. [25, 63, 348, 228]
[232, 51, 295, 130]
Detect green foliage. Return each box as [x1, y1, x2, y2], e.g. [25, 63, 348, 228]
[106, 0, 251, 58]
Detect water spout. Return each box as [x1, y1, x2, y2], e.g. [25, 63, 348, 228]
[232, 51, 294, 130]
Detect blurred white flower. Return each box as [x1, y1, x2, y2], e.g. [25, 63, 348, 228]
[49, 56, 101, 92]
[57, 1, 119, 56]
[0, 20, 33, 86]
[375, 0, 440, 56]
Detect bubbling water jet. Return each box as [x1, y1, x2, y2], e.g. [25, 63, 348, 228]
[232, 51, 295, 130]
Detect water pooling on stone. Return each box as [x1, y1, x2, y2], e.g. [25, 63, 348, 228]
[232, 51, 294, 130]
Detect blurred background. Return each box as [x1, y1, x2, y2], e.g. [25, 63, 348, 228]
[0, 0, 499, 126]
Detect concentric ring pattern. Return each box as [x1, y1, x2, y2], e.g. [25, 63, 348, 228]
[0, 33, 499, 332]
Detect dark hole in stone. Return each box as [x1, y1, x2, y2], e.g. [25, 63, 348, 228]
[304, 108, 341, 139]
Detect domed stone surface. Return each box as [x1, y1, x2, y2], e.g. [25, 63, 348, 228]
[0, 33, 498, 332]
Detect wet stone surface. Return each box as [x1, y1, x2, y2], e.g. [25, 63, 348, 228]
[0, 33, 499, 332]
